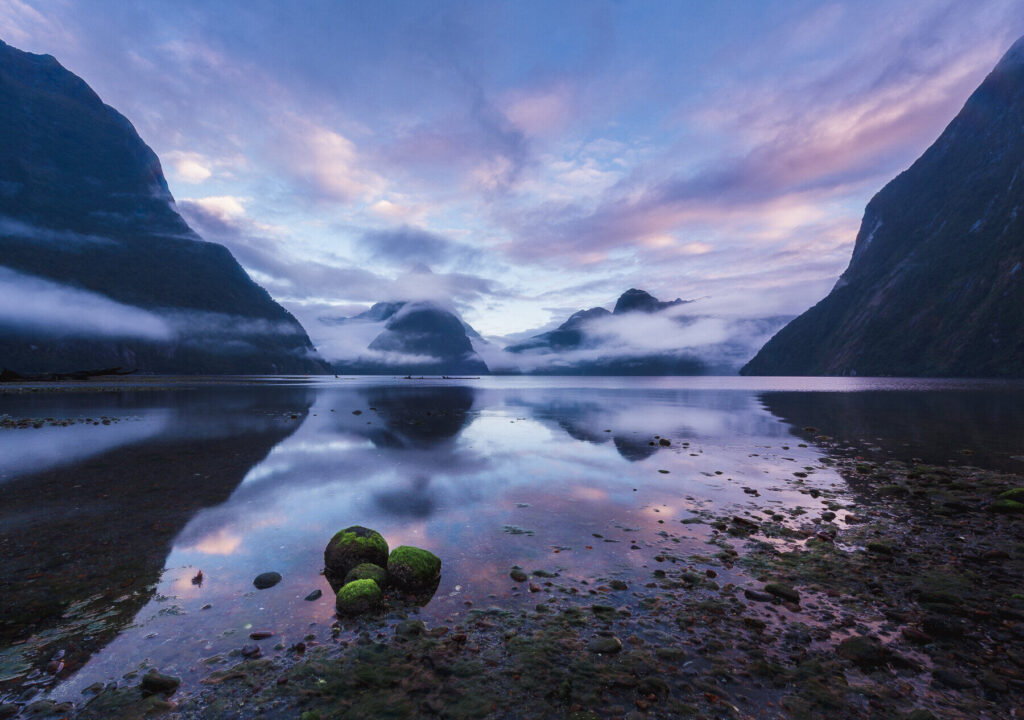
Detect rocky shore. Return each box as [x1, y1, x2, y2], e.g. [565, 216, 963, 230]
[12, 435, 1014, 720]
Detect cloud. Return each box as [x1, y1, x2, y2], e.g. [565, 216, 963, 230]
[502, 82, 575, 137]
[493, 11, 1018, 275]
[269, 116, 386, 204]
[0, 265, 172, 340]
[164, 150, 212, 183]
[180, 195, 247, 223]
[0, 216, 115, 246]
[358, 225, 480, 268]
[384, 82, 528, 193]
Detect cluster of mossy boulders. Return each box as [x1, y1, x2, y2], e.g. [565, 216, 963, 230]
[323, 525, 441, 615]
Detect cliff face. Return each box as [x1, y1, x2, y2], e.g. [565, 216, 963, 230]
[0, 39, 326, 374]
[742, 38, 1024, 377]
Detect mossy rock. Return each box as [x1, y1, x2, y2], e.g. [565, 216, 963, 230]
[324, 526, 388, 580]
[387, 546, 441, 591]
[991, 499, 1024, 514]
[997, 488, 1024, 501]
[335, 578, 383, 615]
[344, 563, 389, 588]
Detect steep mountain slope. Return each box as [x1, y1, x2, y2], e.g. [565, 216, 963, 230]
[506, 307, 611, 353]
[0, 39, 326, 373]
[742, 37, 1024, 377]
[328, 301, 489, 374]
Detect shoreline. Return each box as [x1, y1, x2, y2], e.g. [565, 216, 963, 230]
[10, 442, 1018, 719]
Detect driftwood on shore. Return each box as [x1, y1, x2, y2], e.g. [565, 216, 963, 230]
[0, 367, 137, 382]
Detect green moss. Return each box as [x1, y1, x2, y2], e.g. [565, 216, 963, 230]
[324, 526, 388, 578]
[997, 487, 1024, 501]
[335, 578, 383, 615]
[344, 562, 389, 588]
[387, 546, 441, 590]
[991, 499, 1024, 514]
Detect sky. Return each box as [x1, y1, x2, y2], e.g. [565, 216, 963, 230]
[3, 0, 1024, 343]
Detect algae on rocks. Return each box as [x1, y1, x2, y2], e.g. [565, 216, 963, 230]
[324, 526, 388, 582]
[344, 562, 389, 588]
[335, 578, 383, 616]
[387, 545, 442, 591]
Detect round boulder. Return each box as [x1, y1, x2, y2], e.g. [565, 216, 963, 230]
[335, 578, 383, 616]
[344, 562, 389, 589]
[387, 545, 441, 591]
[324, 526, 388, 580]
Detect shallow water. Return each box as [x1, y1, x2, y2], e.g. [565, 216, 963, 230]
[2, 375, 1023, 706]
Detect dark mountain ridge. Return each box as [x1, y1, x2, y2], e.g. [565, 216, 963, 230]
[0, 39, 326, 374]
[743, 37, 1024, 377]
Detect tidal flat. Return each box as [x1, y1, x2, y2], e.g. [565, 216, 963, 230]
[1, 376, 1023, 719]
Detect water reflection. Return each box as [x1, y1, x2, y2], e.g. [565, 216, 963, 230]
[759, 388, 1024, 471]
[0, 386, 313, 697]
[2, 377, 1021, 707]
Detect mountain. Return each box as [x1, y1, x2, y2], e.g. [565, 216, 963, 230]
[742, 37, 1024, 377]
[612, 288, 686, 314]
[501, 289, 715, 375]
[328, 301, 489, 375]
[0, 39, 326, 374]
[506, 307, 611, 353]
[506, 289, 690, 356]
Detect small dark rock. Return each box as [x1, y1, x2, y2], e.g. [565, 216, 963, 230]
[304, 589, 322, 601]
[253, 572, 282, 589]
[140, 670, 181, 696]
[586, 635, 623, 654]
[509, 568, 528, 582]
[837, 636, 890, 670]
[395, 620, 426, 639]
[764, 583, 800, 604]
[931, 667, 972, 689]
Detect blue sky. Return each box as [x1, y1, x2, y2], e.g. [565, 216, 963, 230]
[4, 0, 1024, 342]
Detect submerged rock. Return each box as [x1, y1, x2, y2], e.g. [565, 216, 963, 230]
[324, 526, 389, 580]
[586, 634, 623, 654]
[140, 670, 180, 696]
[837, 636, 893, 670]
[764, 582, 800, 604]
[304, 589, 322, 601]
[387, 546, 441, 591]
[253, 572, 282, 590]
[335, 578, 383, 616]
[344, 563, 389, 588]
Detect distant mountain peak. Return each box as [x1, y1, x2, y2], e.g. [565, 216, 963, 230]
[613, 288, 686, 314]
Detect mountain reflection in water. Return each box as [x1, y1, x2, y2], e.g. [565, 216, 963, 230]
[1, 376, 1021, 706]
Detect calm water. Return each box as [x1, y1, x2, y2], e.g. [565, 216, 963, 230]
[2, 376, 1023, 705]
